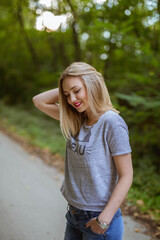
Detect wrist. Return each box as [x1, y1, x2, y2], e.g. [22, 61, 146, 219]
[96, 216, 110, 230]
[98, 208, 114, 225]
[98, 214, 111, 225]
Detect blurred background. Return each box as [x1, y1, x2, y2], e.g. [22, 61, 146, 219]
[0, 0, 160, 224]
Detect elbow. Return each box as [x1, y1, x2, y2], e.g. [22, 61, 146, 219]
[129, 176, 133, 189]
[126, 168, 133, 188]
[119, 171, 133, 189]
[32, 96, 36, 106]
[130, 166, 133, 185]
[127, 170, 133, 189]
[32, 96, 40, 107]
[127, 161, 133, 188]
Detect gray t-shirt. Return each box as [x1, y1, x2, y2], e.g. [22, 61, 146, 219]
[60, 110, 132, 211]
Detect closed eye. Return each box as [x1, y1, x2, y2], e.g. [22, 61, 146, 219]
[64, 89, 80, 98]
[75, 89, 80, 94]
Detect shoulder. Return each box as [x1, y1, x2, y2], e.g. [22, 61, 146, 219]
[103, 110, 128, 129]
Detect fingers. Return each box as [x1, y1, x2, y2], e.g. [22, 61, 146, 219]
[85, 220, 91, 228]
[85, 217, 96, 228]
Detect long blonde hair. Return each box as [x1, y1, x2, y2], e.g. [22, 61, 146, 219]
[58, 62, 119, 139]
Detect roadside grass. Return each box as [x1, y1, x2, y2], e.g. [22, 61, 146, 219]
[0, 100, 159, 222]
[0, 100, 66, 156]
[127, 164, 160, 222]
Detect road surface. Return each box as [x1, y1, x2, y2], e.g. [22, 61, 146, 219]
[0, 132, 151, 240]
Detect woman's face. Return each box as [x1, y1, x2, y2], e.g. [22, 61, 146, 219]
[62, 76, 89, 113]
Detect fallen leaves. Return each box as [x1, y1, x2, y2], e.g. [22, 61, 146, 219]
[122, 203, 160, 239]
[134, 228, 141, 233]
[136, 199, 144, 206]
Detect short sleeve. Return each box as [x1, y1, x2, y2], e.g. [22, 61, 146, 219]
[106, 115, 132, 156]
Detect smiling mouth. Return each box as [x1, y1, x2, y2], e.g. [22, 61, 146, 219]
[74, 102, 82, 108]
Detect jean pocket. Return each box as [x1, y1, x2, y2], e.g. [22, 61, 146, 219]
[88, 227, 107, 238]
[110, 208, 122, 224]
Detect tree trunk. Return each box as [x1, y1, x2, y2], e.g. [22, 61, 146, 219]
[15, 3, 39, 70]
[47, 34, 69, 69]
[158, 0, 160, 23]
[65, 0, 81, 61]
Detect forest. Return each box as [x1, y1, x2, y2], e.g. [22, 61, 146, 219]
[0, 0, 160, 224]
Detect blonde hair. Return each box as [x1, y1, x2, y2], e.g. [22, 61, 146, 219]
[58, 62, 119, 139]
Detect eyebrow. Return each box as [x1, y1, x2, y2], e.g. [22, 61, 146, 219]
[63, 86, 79, 93]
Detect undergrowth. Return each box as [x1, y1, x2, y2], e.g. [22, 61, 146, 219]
[0, 100, 159, 221]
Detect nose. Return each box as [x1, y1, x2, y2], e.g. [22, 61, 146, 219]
[69, 93, 76, 103]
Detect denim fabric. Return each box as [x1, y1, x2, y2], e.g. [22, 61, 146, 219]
[64, 205, 124, 240]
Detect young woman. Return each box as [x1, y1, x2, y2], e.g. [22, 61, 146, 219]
[32, 62, 133, 240]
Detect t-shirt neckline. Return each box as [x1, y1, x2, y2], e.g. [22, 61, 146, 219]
[84, 110, 111, 129]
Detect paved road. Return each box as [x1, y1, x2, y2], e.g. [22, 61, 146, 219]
[0, 132, 151, 240]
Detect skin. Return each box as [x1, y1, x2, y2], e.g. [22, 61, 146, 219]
[33, 76, 133, 235]
[86, 153, 133, 234]
[62, 76, 100, 124]
[32, 88, 60, 120]
[63, 76, 133, 235]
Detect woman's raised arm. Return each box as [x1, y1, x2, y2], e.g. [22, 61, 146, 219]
[32, 88, 60, 120]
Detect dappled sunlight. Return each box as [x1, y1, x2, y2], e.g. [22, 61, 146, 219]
[0, 0, 160, 237]
[35, 11, 67, 32]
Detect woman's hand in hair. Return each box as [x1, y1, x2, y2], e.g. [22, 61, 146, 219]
[32, 88, 60, 120]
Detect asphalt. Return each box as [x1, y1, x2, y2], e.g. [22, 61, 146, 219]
[0, 132, 152, 240]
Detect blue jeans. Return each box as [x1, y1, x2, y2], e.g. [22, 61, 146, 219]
[64, 205, 124, 240]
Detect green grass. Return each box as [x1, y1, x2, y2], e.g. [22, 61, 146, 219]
[0, 100, 66, 156]
[0, 100, 159, 222]
[127, 160, 160, 222]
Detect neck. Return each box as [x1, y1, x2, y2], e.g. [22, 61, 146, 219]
[85, 110, 102, 126]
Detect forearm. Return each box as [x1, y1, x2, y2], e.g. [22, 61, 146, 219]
[98, 174, 133, 224]
[32, 88, 59, 106]
[32, 88, 60, 120]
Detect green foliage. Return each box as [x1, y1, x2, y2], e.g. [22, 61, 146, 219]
[0, 101, 66, 156]
[117, 93, 160, 173]
[0, 0, 160, 220]
[128, 157, 160, 221]
[116, 93, 160, 109]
